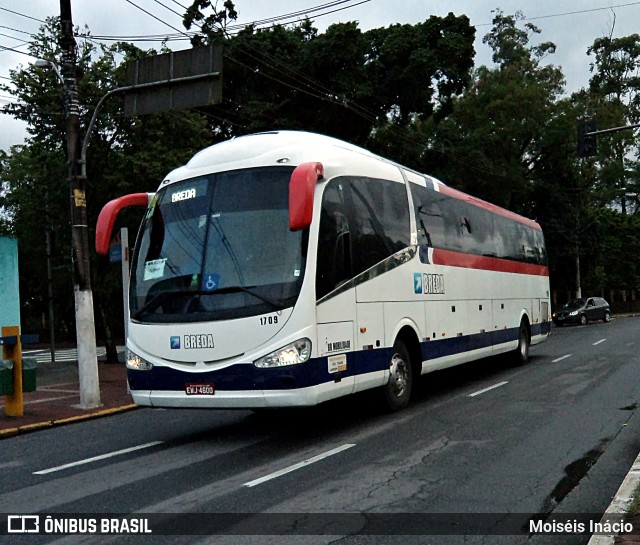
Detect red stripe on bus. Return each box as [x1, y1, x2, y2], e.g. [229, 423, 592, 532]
[432, 249, 549, 276]
[436, 184, 542, 230]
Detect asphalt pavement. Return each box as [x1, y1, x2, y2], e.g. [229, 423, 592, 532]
[1, 336, 639, 544]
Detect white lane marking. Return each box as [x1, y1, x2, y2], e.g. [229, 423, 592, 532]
[35, 388, 78, 394]
[0, 395, 76, 409]
[468, 381, 508, 398]
[33, 441, 164, 475]
[552, 354, 572, 363]
[24, 394, 77, 405]
[0, 461, 23, 470]
[243, 444, 356, 488]
[593, 338, 607, 346]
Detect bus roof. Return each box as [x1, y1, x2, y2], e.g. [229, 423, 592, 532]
[161, 130, 541, 230]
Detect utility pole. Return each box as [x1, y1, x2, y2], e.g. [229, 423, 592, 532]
[59, 0, 100, 408]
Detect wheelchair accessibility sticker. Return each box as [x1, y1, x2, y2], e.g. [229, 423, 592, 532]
[203, 274, 220, 291]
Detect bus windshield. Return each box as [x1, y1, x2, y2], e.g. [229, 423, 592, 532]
[130, 166, 306, 323]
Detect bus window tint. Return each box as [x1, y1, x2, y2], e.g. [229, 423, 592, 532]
[343, 177, 410, 275]
[410, 181, 546, 265]
[316, 177, 411, 299]
[130, 167, 306, 322]
[316, 181, 351, 299]
[410, 183, 446, 249]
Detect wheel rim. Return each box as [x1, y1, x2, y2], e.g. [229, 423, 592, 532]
[605, 312, 611, 322]
[580, 315, 586, 325]
[389, 353, 409, 398]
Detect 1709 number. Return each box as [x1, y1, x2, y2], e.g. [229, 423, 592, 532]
[260, 315, 278, 325]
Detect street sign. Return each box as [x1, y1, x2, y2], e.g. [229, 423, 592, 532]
[0, 237, 20, 329]
[124, 45, 223, 117]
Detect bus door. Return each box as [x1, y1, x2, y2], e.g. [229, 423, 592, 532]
[315, 179, 356, 395]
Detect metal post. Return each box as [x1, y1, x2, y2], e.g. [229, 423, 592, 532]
[575, 251, 582, 299]
[2, 326, 23, 417]
[60, 0, 100, 408]
[120, 227, 129, 341]
[45, 230, 56, 364]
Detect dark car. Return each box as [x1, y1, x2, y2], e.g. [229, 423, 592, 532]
[552, 297, 611, 326]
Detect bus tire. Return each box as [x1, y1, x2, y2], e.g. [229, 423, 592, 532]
[514, 319, 530, 365]
[382, 339, 413, 411]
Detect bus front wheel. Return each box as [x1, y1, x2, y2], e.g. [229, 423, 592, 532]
[382, 339, 413, 411]
[514, 320, 530, 365]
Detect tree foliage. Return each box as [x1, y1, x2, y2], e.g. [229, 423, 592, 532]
[2, 4, 640, 344]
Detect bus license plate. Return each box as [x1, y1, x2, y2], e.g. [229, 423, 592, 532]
[185, 383, 215, 396]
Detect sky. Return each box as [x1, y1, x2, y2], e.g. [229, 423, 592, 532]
[1, 0, 640, 151]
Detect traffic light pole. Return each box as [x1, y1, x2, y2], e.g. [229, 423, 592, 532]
[578, 119, 640, 157]
[60, 0, 100, 409]
[584, 122, 640, 137]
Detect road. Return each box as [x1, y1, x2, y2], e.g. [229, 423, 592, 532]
[2, 317, 640, 545]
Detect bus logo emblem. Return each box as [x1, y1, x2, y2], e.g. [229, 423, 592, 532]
[170, 336, 181, 349]
[414, 273, 423, 294]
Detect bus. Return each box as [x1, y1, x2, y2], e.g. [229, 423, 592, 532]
[96, 131, 551, 411]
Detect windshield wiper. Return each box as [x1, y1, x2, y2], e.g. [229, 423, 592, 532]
[133, 291, 176, 319]
[135, 286, 285, 319]
[197, 286, 283, 309]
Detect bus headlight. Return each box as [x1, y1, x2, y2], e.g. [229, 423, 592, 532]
[126, 349, 154, 371]
[254, 338, 312, 368]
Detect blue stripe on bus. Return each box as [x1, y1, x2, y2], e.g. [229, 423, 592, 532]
[127, 348, 391, 392]
[421, 327, 514, 360]
[128, 322, 551, 392]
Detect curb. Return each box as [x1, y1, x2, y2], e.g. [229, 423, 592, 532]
[0, 404, 138, 439]
[587, 450, 640, 544]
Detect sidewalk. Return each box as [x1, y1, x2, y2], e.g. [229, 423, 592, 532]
[0, 350, 135, 438]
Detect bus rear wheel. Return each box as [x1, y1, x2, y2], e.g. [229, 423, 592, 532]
[382, 339, 413, 411]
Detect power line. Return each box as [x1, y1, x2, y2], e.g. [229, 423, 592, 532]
[225, 0, 367, 31]
[121, 0, 192, 39]
[0, 24, 33, 37]
[112, 1, 412, 152]
[0, 6, 46, 24]
[149, 0, 184, 21]
[167, 0, 188, 10]
[109, 1, 469, 173]
[0, 42, 39, 59]
[475, 1, 640, 26]
[0, 33, 31, 46]
[86, 0, 371, 42]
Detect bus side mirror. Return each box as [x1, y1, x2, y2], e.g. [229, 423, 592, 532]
[95, 193, 154, 255]
[289, 162, 323, 231]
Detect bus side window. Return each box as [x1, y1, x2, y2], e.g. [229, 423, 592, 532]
[346, 177, 410, 275]
[409, 183, 446, 250]
[317, 182, 352, 299]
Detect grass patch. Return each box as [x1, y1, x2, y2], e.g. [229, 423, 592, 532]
[628, 484, 640, 516]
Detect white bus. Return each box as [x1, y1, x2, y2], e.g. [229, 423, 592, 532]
[96, 131, 551, 411]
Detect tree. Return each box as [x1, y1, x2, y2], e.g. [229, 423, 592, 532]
[585, 34, 640, 211]
[183, 1, 476, 151]
[0, 18, 212, 349]
[419, 10, 565, 213]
